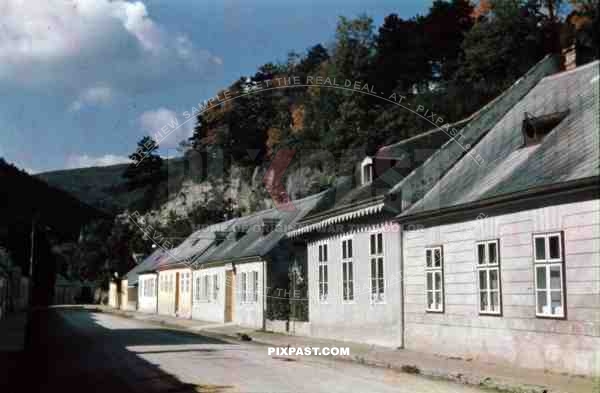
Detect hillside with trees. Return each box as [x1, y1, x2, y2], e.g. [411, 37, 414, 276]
[34, 0, 598, 282]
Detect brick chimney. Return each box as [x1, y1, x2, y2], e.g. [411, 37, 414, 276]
[562, 43, 577, 71]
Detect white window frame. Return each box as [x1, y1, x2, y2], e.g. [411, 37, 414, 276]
[202, 274, 210, 301]
[341, 236, 354, 302]
[195, 276, 201, 301]
[318, 242, 328, 303]
[533, 232, 565, 318]
[361, 156, 373, 185]
[476, 240, 502, 315]
[425, 246, 444, 312]
[369, 232, 385, 304]
[241, 272, 248, 303]
[252, 271, 259, 303]
[212, 274, 219, 301]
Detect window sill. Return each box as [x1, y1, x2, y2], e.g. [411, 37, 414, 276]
[479, 311, 502, 317]
[536, 313, 566, 320]
[425, 309, 444, 313]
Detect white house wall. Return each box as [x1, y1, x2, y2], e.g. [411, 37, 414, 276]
[138, 274, 158, 313]
[307, 222, 403, 347]
[402, 199, 600, 376]
[191, 261, 265, 329]
[234, 261, 265, 329]
[191, 266, 228, 323]
[157, 268, 192, 317]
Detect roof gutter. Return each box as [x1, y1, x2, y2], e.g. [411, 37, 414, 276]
[397, 177, 599, 225]
[288, 199, 385, 238]
[194, 255, 263, 269]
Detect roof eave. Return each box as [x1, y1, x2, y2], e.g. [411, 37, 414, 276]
[397, 176, 599, 224]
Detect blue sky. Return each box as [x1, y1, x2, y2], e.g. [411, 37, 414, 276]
[0, 0, 431, 173]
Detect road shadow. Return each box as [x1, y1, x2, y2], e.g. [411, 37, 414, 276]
[15, 306, 236, 393]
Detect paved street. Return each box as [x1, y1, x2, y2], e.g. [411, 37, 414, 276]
[23, 308, 491, 393]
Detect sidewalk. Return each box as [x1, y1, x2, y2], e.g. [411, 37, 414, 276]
[94, 306, 598, 393]
[0, 312, 26, 352]
[0, 312, 27, 391]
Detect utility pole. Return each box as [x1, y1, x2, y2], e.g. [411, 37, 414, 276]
[28, 215, 37, 306]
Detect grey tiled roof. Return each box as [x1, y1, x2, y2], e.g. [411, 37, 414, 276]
[190, 190, 328, 266]
[296, 56, 562, 229]
[295, 121, 458, 226]
[388, 55, 562, 209]
[401, 60, 599, 217]
[122, 190, 332, 277]
[124, 248, 170, 286]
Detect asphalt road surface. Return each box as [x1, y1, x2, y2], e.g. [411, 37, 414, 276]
[26, 308, 490, 393]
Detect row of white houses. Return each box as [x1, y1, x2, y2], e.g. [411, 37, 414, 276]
[118, 56, 599, 376]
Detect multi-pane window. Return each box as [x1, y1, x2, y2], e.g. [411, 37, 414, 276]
[213, 274, 219, 301]
[425, 246, 443, 312]
[195, 277, 201, 301]
[252, 271, 259, 302]
[477, 240, 501, 315]
[143, 278, 155, 297]
[202, 275, 210, 300]
[318, 243, 328, 302]
[361, 157, 374, 185]
[241, 272, 247, 303]
[363, 163, 373, 184]
[370, 233, 384, 303]
[341, 238, 354, 302]
[534, 232, 565, 318]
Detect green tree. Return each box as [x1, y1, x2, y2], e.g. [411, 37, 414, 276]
[455, 0, 548, 99]
[123, 136, 164, 188]
[371, 14, 429, 95]
[424, 0, 474, 81]
[123, 136, 165, 211]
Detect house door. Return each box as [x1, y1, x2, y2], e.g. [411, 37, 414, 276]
[225, 270, 234, 322]
[174, 272, 180, 314]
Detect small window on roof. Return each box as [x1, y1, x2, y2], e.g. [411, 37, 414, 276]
[361, 156, 373, 185]
[215, 231, 228, 244]
[522, 111, 569, 146]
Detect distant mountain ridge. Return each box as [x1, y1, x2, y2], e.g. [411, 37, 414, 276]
[36, 158, 186, 214]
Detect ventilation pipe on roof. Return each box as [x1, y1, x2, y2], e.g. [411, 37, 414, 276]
[522, 110, 570, 146]
[562, 43, 577, 71]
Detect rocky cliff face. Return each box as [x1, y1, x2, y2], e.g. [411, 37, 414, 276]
[143, 158, 335, 227]
[37, 151, 337, 230]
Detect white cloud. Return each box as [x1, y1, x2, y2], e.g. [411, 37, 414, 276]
[139, 107, 194, 149]
[69, 85, 114, 111]
[66, 153, 131, 169]
[0, 0, 222, 89]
